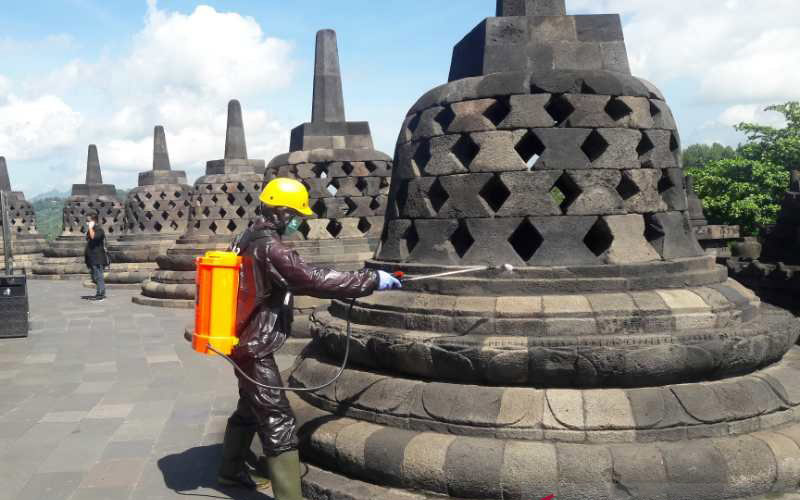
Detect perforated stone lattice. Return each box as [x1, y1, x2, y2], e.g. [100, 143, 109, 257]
[383, 82, 700, 266]
[184, 174, 263, 237]
[0, 195, 39, 236]
[267, 159, 392, 240]
[62, 197, 125, 236]
[125, 185, 192, 235]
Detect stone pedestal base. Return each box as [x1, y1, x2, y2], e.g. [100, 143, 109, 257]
[33, 235, 96, 278]
[289, 342, 800, 500]
[31, 256, 89, 279]
[728, 260, 800, 314]
[695, 225, 741, 260]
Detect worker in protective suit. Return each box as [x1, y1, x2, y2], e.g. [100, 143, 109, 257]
[217, 177, 401, 499]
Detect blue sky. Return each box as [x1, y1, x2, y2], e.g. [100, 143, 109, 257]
[0, 0, 798, 197]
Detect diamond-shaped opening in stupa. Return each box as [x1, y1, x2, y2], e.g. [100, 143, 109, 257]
[581, 130, 609, 162]
[515, 131, 545, 170]
[450, 135, 480, 169]
[342, 163, 354, 176]
[326, 219, 343, 238]
[545, 94, 575, 124]
[357, 217, 372, 234]
[434, 106, 456, 131]
[312, 199, 326, 217]
[428, 178, 449, 213]
[508, 218, 543, 262]
[327, 179, 339, 197]
[483, 98, 511, 126]
[449, 220, 475, 259]
[658, 170, 676, 194]
[605, 97, 633, 121]
[637, 133, 655, 157]
[227, 220, 237, 233]
[405, 222, 420, 254]
[584, 218, 614, 257]
[479, 174, 511, 213]
[413, 142, 433, 172]
[407, 113, 422, 134]
[344, 197, 358, 216]
[551, 172, 581, 213]
[617, 172, 641, 200]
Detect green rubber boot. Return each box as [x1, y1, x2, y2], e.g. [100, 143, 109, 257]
[266, 450, 303, 500]
[217, 424, 270, 490]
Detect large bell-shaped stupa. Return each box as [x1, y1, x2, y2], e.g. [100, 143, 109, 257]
[0, 157, 48, 273]
[104, 126, 193, 286]
[265, 29, 393, 335]
[134, 100, 264, 307]
[32, 145, 124, 278]
[287, 2, 800, 499]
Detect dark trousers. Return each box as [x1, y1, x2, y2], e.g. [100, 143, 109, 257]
[91, 265, 105, 297]
[227, 354, 298, 457]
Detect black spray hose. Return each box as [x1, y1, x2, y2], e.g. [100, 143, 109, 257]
[207, 298, 355, 393]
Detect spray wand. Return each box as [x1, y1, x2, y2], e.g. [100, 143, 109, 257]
[206, 263, 515, 393]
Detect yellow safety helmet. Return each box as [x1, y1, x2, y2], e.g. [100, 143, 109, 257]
[259, 177, 314, 216]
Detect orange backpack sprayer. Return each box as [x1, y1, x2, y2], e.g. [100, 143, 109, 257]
[190, 243, 361, 393]
[192, 251, 242, 356]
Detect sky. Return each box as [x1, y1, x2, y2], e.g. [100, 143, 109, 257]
[0, 0, 798, 197]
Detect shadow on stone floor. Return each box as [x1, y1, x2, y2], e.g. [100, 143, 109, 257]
[158, 445, 273, 500]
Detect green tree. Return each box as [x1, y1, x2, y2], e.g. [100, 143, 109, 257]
[688, 158, 788, 236]
[736, 101, 800, 168]
[32, 197, 65, 241]
[682, 143, 736, 169]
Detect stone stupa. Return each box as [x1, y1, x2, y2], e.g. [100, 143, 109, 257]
[287, 2, 800, 499]
[728, 168, 800, 312]
[265, 29, 393, 333]
[134, 100, 264, 308]
[104, 126, 192, 286]
[0, 157, 48, 273]
[33, 145, 124, 278]
[686, 175, 741, 260]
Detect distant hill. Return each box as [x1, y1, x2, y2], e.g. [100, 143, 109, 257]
[31, 189, 70, 202]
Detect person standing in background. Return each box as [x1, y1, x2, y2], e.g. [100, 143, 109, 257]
[84, 212, 108, 301]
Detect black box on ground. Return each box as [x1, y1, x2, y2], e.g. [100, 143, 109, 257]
[0, 275, 28, 338]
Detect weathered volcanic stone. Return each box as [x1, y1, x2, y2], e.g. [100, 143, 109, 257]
[33, 145, 123, 279]
[0, 157, 48, 273]
[289, 1, 800, 499]
[105, 126, 193, 286]
[729, 168, 800, 312]
[686, 175, 741, 260]
[265, 30, 393, 333]
[134, 100, 264, 308]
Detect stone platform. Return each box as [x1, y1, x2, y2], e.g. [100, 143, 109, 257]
[0, 279, 304, 500]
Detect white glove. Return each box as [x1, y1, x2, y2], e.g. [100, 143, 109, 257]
[376, 270, 402, 290]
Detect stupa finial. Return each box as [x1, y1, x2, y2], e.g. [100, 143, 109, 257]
[311, 29, 346, 123]
[85, 145, 103, 185]
[224, 100, 248, 160]
[0, 157, 10, 192]
[496, 0, 566, 16]
[153, 126, 171, 171]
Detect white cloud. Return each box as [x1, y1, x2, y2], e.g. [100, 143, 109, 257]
[2, 1, 297, 194]
[0, 94, 82, 160]
[570, 0, 800, 105]
[717, 104, 788, 128]
[0, 75, 10, 98]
